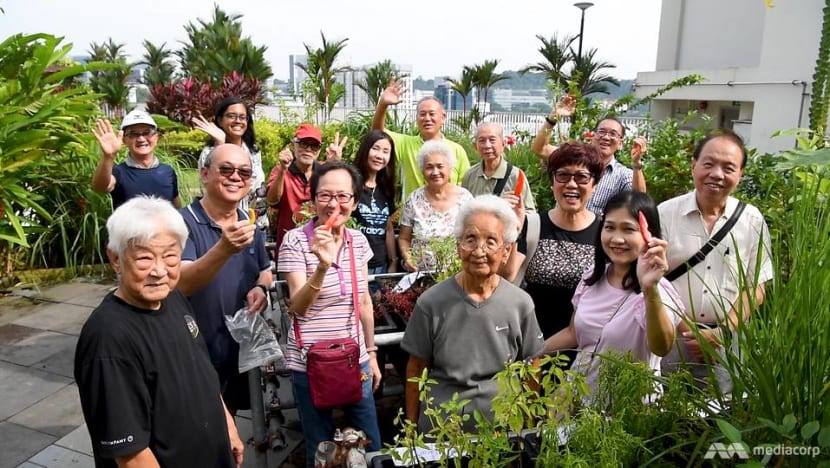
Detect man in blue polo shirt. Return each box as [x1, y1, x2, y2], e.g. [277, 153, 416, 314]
[92, 109, 180, 210]
[178, 144, 272, 415]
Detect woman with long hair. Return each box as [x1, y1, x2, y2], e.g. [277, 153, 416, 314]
[193, 96, 265, 206]
[352, 130, 399, 281]
[543, 191, 683, 397]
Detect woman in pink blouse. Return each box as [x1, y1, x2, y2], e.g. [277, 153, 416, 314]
[543, 191, 684, 396]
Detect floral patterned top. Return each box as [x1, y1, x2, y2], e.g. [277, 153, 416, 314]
[400, 186, 473, 269]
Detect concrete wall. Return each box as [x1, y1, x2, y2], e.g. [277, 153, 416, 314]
[639, 0, 823, 154]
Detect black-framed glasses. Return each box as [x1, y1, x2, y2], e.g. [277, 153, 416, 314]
[316, 192, 354, 204]
[124, 129, 158, 139]
[459, 237, 505, 254]
[223, 113, 247, 122]
[294, 138, 322, 151]
[216, 165, 253, 180]
[595, 129, 622, 139]
[554, 171, 593, 185]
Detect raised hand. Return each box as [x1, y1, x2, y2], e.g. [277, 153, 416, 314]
[501, 192, 525, 230]
[553, 94, 577, 118]
[636, 237, 669, 290]
[325, 131, 349, 161]
[192, 113, 226, 145]
[631, 136, 648, 165]
[310, 225, 339, 267]
[379, 78, 404, 106]
[93, 119, 123, 157]
[219, 221, 256, 255]
[278, 146, 293, 169]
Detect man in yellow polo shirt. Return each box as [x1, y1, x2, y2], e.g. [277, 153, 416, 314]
[372, 78, 471, 201]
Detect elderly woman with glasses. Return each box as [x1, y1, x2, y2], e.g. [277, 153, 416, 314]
[193, 97, 266, 206]
[502, 142, 604, 368]
[398, 140, 473, 272]
[277, 161, 382, 466]
[401, 194, 544, 432]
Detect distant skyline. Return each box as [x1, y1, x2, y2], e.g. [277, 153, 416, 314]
[1, 0, 663, 81]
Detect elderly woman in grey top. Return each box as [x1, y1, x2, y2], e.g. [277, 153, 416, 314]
[399, 140, 474, 271]
[401, 194, 545, 432]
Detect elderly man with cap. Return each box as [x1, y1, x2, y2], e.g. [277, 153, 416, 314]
[92, 109, 181, 210]
[266, 123, 347, 255]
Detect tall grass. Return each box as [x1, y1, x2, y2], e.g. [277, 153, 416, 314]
[725, 169, 830, 449]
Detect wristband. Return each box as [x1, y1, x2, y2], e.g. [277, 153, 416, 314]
[255, 284, 269, 295]
[366, 346, 378, 353]
[545, 116, 558, 127]
[631, 163, 644, 171]
[307, 282, 322, 291]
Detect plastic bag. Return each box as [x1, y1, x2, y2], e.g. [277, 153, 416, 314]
[224, 307, 284, 373]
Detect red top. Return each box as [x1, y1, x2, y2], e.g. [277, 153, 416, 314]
[268, 162, 318, 256]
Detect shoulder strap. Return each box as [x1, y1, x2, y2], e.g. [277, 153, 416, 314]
[513, 211, 541, 287]
[665, 201, 747, 282]
[293, 227, 361, 355]
[492, 162, 514, 196]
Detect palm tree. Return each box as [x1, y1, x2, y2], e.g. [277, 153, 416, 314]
[446, 66, 475, 116]
[357, 59, 398, 107]
[140, 40, 176, 87]
[296, 32, 350, 121]
[471, 59, 508, 112]
[519, 34, 578, 89]
[87, 38, 131, 117]
[567, 48, 620, 96]
[176, 5, 272, 86]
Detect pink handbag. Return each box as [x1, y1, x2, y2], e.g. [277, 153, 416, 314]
[295, 225, 364, 409]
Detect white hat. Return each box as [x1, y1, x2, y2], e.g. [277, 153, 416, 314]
[120, 110, 158, 130]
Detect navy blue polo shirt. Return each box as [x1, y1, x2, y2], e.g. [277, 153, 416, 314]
[112, 162, 178, 210]
[180, 198, 270, 367]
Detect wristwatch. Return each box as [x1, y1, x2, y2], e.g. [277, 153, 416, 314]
[545, 116, 558, 127]
[631, 163, 644, 170]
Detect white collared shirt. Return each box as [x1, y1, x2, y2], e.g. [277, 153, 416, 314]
[658, 191, 773, 323]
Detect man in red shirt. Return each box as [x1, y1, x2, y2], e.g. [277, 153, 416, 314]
[266, 124, 346, 257]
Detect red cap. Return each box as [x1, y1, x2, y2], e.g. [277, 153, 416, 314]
[294, 123, 322, 143]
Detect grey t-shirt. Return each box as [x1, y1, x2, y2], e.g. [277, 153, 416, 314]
[401, 277, 545, 432]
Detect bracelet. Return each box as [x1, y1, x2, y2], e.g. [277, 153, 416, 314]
[631, 163, 644, 171]
[545, 116, 558, 127]
[366, 346, 378, 353]
[307, 282, 322, 291]
[255, 284, 268, 295]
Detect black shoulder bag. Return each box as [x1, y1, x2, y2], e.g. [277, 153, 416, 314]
[665, 201, 746, 282]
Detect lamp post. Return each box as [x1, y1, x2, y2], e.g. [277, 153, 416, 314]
[574, 2, 594, 62]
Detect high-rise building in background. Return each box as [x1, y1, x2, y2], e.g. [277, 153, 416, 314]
[288, 54, 308, 97]
[434, 76, 474, 111]
[336, 63, 414, 109]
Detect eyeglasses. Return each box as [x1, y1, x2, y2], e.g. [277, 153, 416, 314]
[223, 113, 247, 122]
[124, 129, 158, 139]
[316, 192, 354, 204]
[595, 129, 622, 140]
[459, 237, 505, 254]
[554, 171, 593, 185]
[215, 165, 253, 180]
[295, 139, 322, 152]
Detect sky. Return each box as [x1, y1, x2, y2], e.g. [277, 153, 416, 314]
[0, 0, 663, 81]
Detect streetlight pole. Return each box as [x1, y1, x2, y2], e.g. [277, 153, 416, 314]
[574, 2, 594, 62]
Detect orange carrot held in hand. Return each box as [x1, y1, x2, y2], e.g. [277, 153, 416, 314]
[513, 170, 525, 198]
[323, 214, 340, 230]
[638, 211, 652, 244]
[248, 208, 257, 225]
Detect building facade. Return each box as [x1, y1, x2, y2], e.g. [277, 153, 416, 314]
[635, 0, 823, 153]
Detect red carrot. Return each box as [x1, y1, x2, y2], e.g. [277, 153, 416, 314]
[323, 214, 340, 230]
[638, 211, 652, 244]
[513, 170, 525, 198]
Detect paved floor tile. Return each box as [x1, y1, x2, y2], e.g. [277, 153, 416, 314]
[0, 330, 77, 367]
[16, 462, 45, 468]
[28, 445, 94, 468]
[0, 422, 56, 468]
[32, 348, 76, 379]
[0, 324, 41, 346]
[13, 303, 93, 336]
[0, 363, 72, 421]
[9, 384, 84, 438]
[55, 424, 92, 456]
